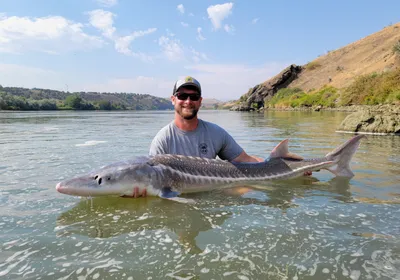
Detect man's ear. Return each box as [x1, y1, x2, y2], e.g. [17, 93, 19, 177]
[170, 95, 175, 105]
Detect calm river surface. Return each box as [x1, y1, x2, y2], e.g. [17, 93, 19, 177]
[1, 110, 399, 279]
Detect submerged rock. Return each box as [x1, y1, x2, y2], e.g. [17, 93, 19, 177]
[337, 109, 400, 135]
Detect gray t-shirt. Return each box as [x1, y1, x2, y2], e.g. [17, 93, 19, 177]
[149, 119, 243, 161]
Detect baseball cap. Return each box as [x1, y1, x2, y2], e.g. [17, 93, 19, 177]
[173, 76, 202, 95]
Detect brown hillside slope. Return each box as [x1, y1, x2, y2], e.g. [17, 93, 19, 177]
[228, 23, 400, 111]
[289, 23, 400, 91]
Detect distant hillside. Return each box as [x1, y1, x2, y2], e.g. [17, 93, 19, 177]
[229, 22, 400, 111]
[201, 98, 224, 109]
[0, 86, 174, 111]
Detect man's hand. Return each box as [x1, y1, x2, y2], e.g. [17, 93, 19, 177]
[122, 187, 147, 198]
[304, 171, 312, 176]
[134, 187, 147, 197]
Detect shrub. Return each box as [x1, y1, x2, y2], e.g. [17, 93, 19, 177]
[98, 100, 113, 110]
[64, 94, 83, 109]
[268, 88, 304, 106]
[340, 68, 400, 105]
[250, 102, 257, 109]
[266, 86, 339, 108]
[386, 89, 400, 103]
[393, 40, 400, 56]
[305, 61, 322, 70]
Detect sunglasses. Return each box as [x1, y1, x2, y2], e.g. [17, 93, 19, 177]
[175, 93, 201, 101]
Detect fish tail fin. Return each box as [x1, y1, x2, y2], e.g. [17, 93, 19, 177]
[324, 135, 366, 178]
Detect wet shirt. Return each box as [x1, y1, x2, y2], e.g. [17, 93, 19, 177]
[148, 119, 243, 161]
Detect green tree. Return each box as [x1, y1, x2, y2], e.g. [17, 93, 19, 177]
[0, 92, 9, 109]
[39, 100, 58, 110]
[98, 100, 112, 110]
[65, 94, 83, 109]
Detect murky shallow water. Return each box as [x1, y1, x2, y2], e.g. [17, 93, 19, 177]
[1, 110, 399, 279]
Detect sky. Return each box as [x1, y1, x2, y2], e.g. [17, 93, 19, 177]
[0, 0, 399, 101]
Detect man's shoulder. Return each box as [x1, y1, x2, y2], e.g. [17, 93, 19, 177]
[197, 120, 227, 136]
[153, 121, 175, 138]
[199, 119, 224, 129]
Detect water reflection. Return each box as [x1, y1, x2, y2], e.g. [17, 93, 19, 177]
[56, 176, 355, 252]
[56, 196, 233, 254]
[244, 176, 354, 207]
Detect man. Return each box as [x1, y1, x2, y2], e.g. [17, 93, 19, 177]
[132, 76, 310, 197]
[149, 76, 263, 162]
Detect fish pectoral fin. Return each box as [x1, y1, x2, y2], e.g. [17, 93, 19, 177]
[159, 187, 196, 204]
[160, 187, 180, 198]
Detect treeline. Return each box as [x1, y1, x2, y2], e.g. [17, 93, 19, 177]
[0, 86, 174, 111]
[264, 67, 400, 109]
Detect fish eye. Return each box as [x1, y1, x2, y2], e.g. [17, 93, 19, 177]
[107, 177, 111, 180]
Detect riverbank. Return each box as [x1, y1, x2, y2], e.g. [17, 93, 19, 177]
[258, 104, 400, 114]
[255, 104, 400, 135]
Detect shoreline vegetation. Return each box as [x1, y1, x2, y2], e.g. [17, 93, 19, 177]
[0, 87, 174, 111]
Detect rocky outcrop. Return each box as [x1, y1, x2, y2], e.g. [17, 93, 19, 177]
[230, 64, 302, 111]
[337, 105, 400, 135]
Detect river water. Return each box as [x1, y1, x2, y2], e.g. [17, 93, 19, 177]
[0, 110, 399, 279]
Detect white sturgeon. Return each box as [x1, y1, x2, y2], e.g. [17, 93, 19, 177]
[56, 135, 365, 203]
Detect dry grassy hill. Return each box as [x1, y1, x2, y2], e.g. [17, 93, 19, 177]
[289, 23, 400, 91]
[228, 22, 400, 111]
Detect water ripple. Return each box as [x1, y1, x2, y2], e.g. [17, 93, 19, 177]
[0, 111, 399, 279]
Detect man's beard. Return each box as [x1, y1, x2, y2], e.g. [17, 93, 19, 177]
[176, 106, 199, 120]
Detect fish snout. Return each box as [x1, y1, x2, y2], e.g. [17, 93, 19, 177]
[55, 179, 91, 196]
[56, 182, 65, 193]
[55, 180, 83, 195]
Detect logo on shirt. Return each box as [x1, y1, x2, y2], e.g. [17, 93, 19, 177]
[199, 143, 208, 155]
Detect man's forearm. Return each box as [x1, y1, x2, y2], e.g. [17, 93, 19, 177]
[249, 155, 264, 162]
[233, 151, 264, 163]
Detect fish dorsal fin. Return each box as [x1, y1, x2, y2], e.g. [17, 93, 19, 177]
[269, 139, 289, 158]
[269, 139, 304, 160]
